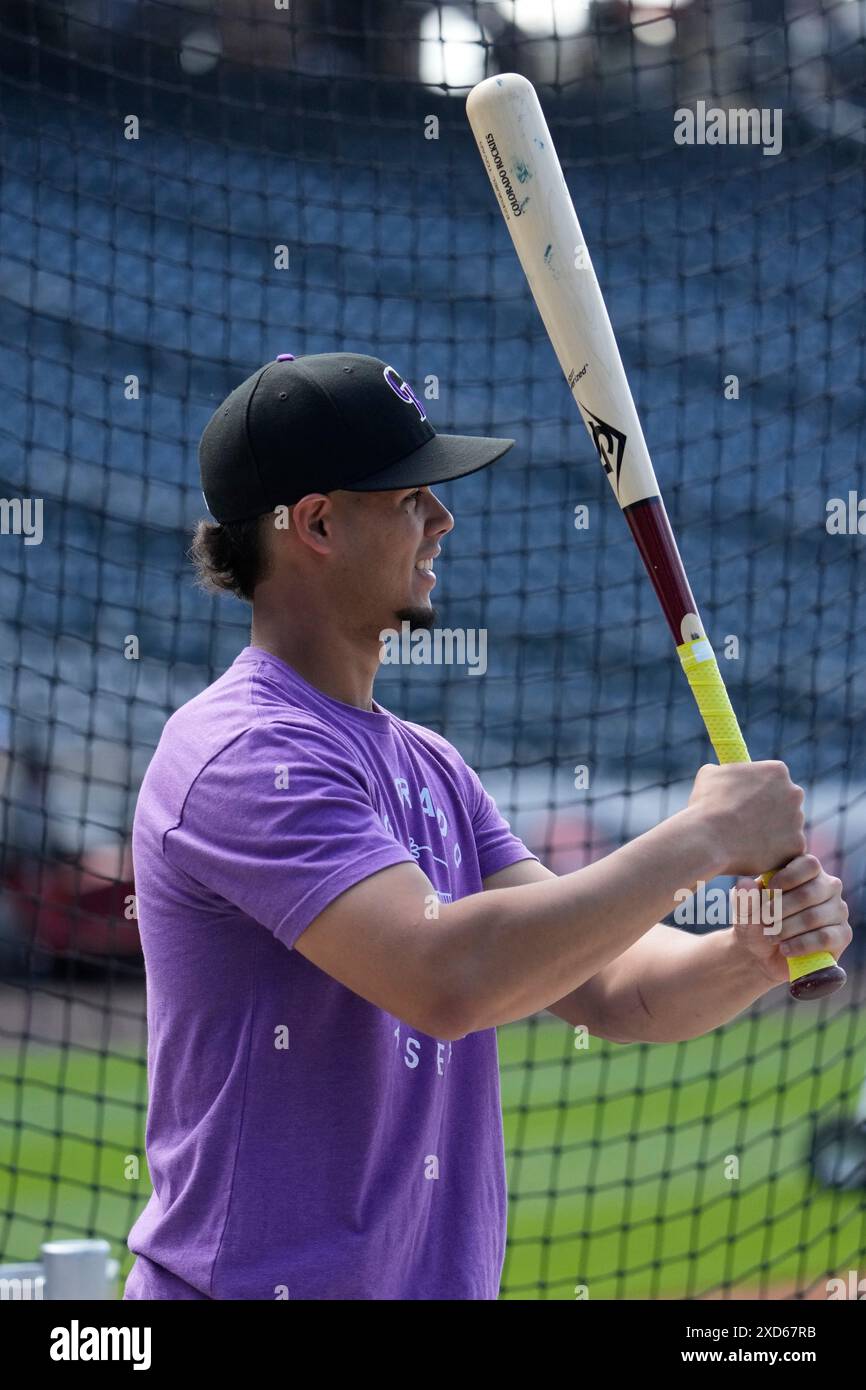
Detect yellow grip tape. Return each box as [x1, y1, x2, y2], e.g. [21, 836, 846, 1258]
[676, 637, 749, 765]
[676, 636, 835, 986]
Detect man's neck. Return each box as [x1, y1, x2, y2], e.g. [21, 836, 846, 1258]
[249, 618, 379, 712]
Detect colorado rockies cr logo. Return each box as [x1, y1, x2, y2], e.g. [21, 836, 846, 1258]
[383, 365, 427, 422]
[579, 405, 627, 495]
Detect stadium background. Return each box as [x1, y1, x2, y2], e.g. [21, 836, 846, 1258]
[1, 0, 865, 1299]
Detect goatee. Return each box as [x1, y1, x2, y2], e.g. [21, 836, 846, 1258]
[394, 605, 438, 634]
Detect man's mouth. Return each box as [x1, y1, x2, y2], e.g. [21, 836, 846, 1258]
[414, 548, 440, 582]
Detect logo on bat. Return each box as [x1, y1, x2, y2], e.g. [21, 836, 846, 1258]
[579, 405, 627, 495]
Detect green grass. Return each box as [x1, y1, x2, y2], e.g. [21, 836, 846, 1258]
[2, 1004, 864, 1300]
[0, 1042, 149, 1280]
[498, 1007, 866, 1298]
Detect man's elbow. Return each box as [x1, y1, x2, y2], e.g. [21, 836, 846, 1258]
[404, 937, 474, 1042]
[426, 989, 474, 1042]
[422, 904, 482, 1041]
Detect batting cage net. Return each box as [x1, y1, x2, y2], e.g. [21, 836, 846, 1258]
[1, 0, 865, 1300]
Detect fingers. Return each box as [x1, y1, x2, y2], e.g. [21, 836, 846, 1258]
[771, 895, 847, 938]
[761, 868, 846, 921]
[764, 853, 822, 893]
[785, 782, 808, 862]
[780, 919, 853, 961]
[734, 867, 845, 916]
[690, 761, 809, 874]
[730, 844, 854, 968]
[731, 867, 851, 952]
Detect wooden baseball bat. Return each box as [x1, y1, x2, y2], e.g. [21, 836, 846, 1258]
[466, 72, 845, 1000]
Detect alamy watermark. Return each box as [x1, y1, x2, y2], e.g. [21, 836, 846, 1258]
[0, 497, 43, 545]
[674, 881, 782, 933]
[379, 620, 487, 676]
[0, 1274, 44, 1299]
[826, 1271, 866, 1300]
[826, 491, 866, 534]
[674, 101, 782, 157]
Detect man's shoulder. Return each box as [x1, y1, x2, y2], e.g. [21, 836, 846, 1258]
[139, 664, 359, 823]
[165, 658, 354, 751]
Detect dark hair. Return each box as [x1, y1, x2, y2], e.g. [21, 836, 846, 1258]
[189, 516, 269, 603]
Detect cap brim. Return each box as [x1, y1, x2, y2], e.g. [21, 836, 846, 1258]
[341, 431, 515, 492]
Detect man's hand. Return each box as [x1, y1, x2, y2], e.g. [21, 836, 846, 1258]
[730, 853, 852, 986]
[687, 760, 807, 877]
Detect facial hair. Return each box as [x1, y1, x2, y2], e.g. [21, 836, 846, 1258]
[394, 605, 438, 634]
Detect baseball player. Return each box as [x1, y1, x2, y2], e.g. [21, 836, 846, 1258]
[123, 352, 850, 1300]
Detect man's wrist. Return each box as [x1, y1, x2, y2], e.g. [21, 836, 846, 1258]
[674, 805, 730, 883]
[715, 921, 779, 994]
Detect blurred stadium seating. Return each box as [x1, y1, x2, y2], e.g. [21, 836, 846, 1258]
[1, 0, 864, 1299]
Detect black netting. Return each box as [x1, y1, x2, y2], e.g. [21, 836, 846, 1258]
[1, 0, 864, 1300]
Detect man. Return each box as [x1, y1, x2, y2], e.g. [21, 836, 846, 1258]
[124, 351, 850, 1301]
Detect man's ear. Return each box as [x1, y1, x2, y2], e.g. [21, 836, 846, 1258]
[290, 494, 332, 554]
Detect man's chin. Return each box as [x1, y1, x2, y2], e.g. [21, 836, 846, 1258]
[394, 605, 438, 633]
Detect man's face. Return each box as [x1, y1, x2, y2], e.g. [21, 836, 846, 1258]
[328, 486, 454, 635]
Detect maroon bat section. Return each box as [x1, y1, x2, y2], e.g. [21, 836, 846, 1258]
[622, 495, 702, 644]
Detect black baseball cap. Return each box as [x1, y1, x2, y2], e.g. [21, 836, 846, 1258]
[199, 351, 515, 523]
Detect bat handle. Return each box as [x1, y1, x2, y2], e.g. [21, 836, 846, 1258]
[677, 638, 846, 1002]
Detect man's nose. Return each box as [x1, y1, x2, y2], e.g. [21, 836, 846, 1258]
[426, 492, 454, 535]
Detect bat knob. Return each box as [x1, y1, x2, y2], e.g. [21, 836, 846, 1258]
[788, 963, 847, 1002]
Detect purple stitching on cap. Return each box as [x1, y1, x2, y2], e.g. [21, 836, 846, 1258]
[275, 353, 295, 361]
[383, 365, 426, 422]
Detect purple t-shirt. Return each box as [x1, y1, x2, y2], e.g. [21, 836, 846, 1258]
[124, 647, 535, 1300]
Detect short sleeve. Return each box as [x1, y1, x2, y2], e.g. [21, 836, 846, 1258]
[461, 762, 538, 881]
[163, 721, 415, 948]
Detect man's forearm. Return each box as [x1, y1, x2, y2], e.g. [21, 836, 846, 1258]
[553, 923, 775, 1043]
[440, 806, 724, 1035]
